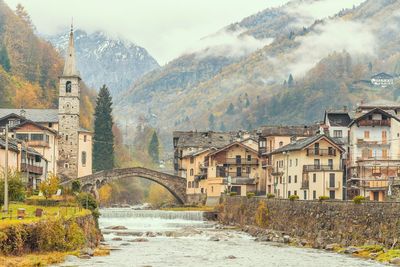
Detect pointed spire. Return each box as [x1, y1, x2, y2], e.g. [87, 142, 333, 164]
[62, 19, 79, 77]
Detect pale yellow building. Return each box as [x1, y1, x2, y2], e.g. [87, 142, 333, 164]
[181, 148, 212, 195]
[268, 134, 345, 200]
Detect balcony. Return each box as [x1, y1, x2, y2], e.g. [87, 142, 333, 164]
[259, 147, 266, 155]
[306, 148, 336, 156]
[199, 161, 209, 169]
[368, 180, 388, 189]
[226, 172, 250, 178]
[301, 180, 309, 189]
[21, 163, 43, 175]
[262, 160, 268, 168]
[357, 120, 391, 127]
[356, 139, 389, 146]
[326, 180, 341, 190]
[303, 165, 340, 172]
[222, 158, 259, 165]
[271, 168, 284, 176]
[26, 140, 49, 148]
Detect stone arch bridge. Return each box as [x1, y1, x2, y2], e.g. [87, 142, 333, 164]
[61, 167, 187, 204]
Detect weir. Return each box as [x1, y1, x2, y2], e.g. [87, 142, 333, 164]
[100, 208, 205, 221]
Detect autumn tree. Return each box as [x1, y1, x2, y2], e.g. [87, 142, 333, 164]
[39, 173, 60, 199]
[98, 184, 112, 207]
[146, 183, 174, 208]
[15, 4, 34, 29]
[93, 85, 114, 172]
[148, 130, 160, 164]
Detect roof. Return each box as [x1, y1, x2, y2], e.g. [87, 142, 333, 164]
[267, 134, 344, 155]
[349, 108, 400, 127]
[324, 110, 352, 127]
[173, 131, 236, 149]
[10, 120, 58, 134]
[63, 27, 80, 77]
[258, 125, 319, 137]
[78, 127, 92, 134]
[371, 72, 393, 79]
[0, 109, 58, 123]
[0, 135, 44, 159]
[358, 99, 400, 110]
[182, 148, 214, 158]
[208, 141, 258, 157]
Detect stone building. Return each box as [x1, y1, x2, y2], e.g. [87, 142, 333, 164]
[0, 25, 92, 183]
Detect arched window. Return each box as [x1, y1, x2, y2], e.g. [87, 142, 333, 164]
[279, 141, 283, 147]
[66, 81, 72, 93]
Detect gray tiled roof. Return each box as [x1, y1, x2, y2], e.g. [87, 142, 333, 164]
[0, 109, 58, 123]
[268, 134, 343, 155]
[173, 131, 236, 148]
[0, 135, 43, 157]
[258, 125, 319, 137]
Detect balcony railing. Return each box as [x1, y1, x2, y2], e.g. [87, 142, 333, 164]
[356, 139, 389, 146]
[21, 163, 43, 175]
[303, 165, 340, 172]
[26, 140, 49, 147]
[271, 168, 284, 176]
[306, 148, 336, 156]
[357, 120, 391, 127]
[222, 158, 259, 165]
[301, 180, 309, 189]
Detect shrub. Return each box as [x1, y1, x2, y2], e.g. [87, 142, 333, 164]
[353, 195, 366, 204]
[229, 192, 238, 196]
[65, 221, 85, 250]
[71, 180, 81, 193]
[319, 196, 330, 201]
[255, 201, 268, 228]
[289, 195, 299, 201]
[39, 173, 60, 199]
[25, 197, 60, 206]
[0, 170, 26, 204]
[76, 193, 98, 211]
[247, 192, 255, 198]
[267, 193, 275, 199]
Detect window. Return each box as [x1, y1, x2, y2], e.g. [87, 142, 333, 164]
[313, 173, 316, 183]
[289, 159, 292, 167]
[313, 190, 316, 200]
[295, 159, 298, 166]
[294, 175, 297, 183]
[280, 177, 282, 184]
[48, 122, 53, 128]
[66, 81, 72, 93]
[190, 169, 194, 176]
[16, 133, 29, 141]
[294, 190, 297, 196]
[246, 166, 251, 174]
[288, 191, 291, 197]
[364, 131, 370, 139]
[279, 141, 283, 147]
[211, 186, 214, 193]
[333, 130, 343, 138]
[31, 134, 44, 141]
[46, 135, 49, 143]
[84, 135, 87, 142]
[329, 173, 335, 188]
[303, 190, 307, 200]
[382, 131, 387, 144]
[382, 149, 388, 159]
[64, 163, 69, 169]
[288, 176, 291, 183]
[188, 181, 192, 188]
[328, 159, 333, 169]
[247, 155, 251, 161]
[259, 140, 266, 148]
[372, 166, 381, 175]
[81, 151, 87, 166]
[65, 135, 69, 141]
[190, 157, 194, 164]
[329, 190, 335, 199]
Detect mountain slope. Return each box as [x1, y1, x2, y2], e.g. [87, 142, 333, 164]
[47, 30, 159, 95]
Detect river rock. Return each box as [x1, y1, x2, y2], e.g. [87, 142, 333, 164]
[226, 255, 236, 259]
[120, 243, 131, 246]
[390, 258, 400, 265]
[129, 238, 149, 242]
[106, 226, 128, 230]
[64, 255, 79, 262]
[81, 248, 94, 256]
[146, 231, 157, 237]
[344, 246, 361, 254]
[283, 235, 290, 244]
[112, 237, 123, 241]
[209, 236, 220, 242]
[79, 255, 91, 259]
[325, 243, 339, 251]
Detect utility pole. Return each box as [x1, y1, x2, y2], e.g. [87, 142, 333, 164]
[4, 125, 9, 213]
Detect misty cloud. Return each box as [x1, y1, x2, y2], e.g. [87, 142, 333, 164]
[286, 20, 376, 77]
[189, 28, 273, 59]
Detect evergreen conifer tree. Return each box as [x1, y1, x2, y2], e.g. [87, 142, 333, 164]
[148, 131, 160, 164]
[0, 46, 11, 72]
[219, 121, 226, 131]
[226, 103, 235, 115]
[208, 114, 215, 130]
[288, 74, 294, 88]
[93, 85, 114, 172]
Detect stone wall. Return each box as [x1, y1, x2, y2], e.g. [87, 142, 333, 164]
[219, 196, 400, 249]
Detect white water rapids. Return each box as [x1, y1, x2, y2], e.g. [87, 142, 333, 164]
[58, 208, 384, 267]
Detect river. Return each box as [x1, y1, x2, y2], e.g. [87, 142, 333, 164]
[59, 208, 384, 267]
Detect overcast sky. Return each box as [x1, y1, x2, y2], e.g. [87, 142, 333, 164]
[4, 0, 365, 65]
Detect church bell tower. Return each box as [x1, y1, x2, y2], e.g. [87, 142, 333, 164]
[57, 24, 81, 181]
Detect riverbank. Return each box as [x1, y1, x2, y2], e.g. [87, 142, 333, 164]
[218, 196, 400, 265]
[0, 202, 102, 266]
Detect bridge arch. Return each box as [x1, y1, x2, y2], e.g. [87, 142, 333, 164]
[63, 167, 187, 204]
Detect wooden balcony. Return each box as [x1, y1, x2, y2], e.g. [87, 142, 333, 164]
[21, 163, 43, 175]
[26, 140, 50, 148]
[358, 120, 390, 127]
[306, 148, 336, 156]
[356, 139, 389, 146]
